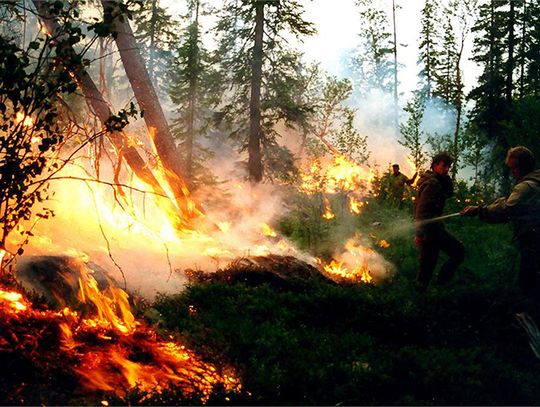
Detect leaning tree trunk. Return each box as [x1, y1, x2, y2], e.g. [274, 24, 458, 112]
[101, 0, 204, 224]
[33, 0, 167, 197]
[248, 2, 265, 183]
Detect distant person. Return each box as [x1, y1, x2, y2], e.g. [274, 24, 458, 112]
[461, 146, 540, 294]
[389, 164, 417, 208]
[414, 152, 464, 290]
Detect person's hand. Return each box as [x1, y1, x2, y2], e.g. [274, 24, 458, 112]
[460, 206, 479, 217]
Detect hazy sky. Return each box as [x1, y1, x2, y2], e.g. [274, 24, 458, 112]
[160, 0, 481, 168]
[162, 0, 479, 98]
[302, 0, 479, 96]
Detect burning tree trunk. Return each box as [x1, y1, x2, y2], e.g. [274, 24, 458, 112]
[100, 1, 192, 193]
[32, 0, 167, 197]
[34, 1, 204, 230]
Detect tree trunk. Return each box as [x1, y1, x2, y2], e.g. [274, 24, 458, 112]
[248, 2, 264, 183]
[506, 0, 515, 105]
[519, 0, 527, 98]
[33, 0, 167, 197]
[451, 31, 466, 182]
[148, 0, 158, 82]
[186, 0, 200, 182]
[101, 1, 202, 222]
[392, 0, 399, 136]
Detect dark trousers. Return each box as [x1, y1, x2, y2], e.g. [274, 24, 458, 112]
[416, 228, 465, 287]
[518, 232, 540, 294]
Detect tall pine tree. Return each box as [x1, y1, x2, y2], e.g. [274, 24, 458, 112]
[351, 0, 395, 95]
[469, 0, 512, 181]
[132, 0, 178, 96]
[418, 0, 441, 100]
[215, 0, 315, 183]
[169, 0, 221, 185]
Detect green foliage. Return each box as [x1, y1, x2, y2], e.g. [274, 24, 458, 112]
[131, 0, 178, 93]
[399, 93, 429, 172]
[0, 27, 75, 253]
[503, 95, 540, 160]
[351, 0, 395, 95]
[168, 0, 222, 186]
[154, 214, 536, 404]
[299, 67, 370, 164]
[214, 0, 316, 181]
[0, 2, 137, 264]
[418, 0, 441, 98]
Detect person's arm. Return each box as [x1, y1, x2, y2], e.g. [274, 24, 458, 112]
[461, 182, 530, 222]
[405, 172, 418, 185]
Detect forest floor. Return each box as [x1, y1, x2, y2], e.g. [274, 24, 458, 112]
[151, 200, 540, 405]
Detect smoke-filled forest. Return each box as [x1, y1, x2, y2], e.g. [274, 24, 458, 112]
[1, 0, 540, 405]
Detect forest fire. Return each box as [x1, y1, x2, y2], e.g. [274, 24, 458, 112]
[299, 155, 374, 217]
[318, 237, 394, 284]
[0, 265, 241, 403]
[321, 259, 373, 284]
[0, 2, 398, 401]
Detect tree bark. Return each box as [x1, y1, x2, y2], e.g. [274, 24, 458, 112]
[101, 1, 202, 222]
[248, 1, 264, 183]
[519, 0, 527, 98]
[451, 27, 466, 182]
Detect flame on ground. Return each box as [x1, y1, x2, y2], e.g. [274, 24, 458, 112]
[0, 267, 242, 403]
[7, 156, 306, 297]
[318, 236, 394, 284]
[321, 259, 373, 284]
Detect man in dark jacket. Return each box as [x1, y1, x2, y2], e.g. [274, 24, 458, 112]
[414, 152, 464, 290]
[461, 146, 540, 293]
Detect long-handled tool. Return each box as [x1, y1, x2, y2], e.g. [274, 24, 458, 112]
[415, 212, 461, 226]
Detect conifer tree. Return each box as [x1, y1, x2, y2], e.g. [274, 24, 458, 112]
[169, 0, 221, 185]
[215, 0, 315, 183]
[132, 0, 178, 95]
[524, 1, 540, 95]
[351, 0, 395, 95]
[418, 0, 441, 99]
[300, 68, 369, 164]
[399, 93, 428, 172]
[469, 0, 517, 187]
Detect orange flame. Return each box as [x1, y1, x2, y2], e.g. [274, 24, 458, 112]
[300, 156, 374, 195]
[0, 289, 28, 313]
[377, 239, 390, 249]
[349, 196, 364, 214]
[322, 259, 373, 284]
[260, 223, 277, 237]
[322, 197, 334, 220]
[0, 270, 242, 402]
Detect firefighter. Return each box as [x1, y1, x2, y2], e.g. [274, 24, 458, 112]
[388, 164, 417, 208]
[414, 152, 464, 290]
[461, 146, 540, 294]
